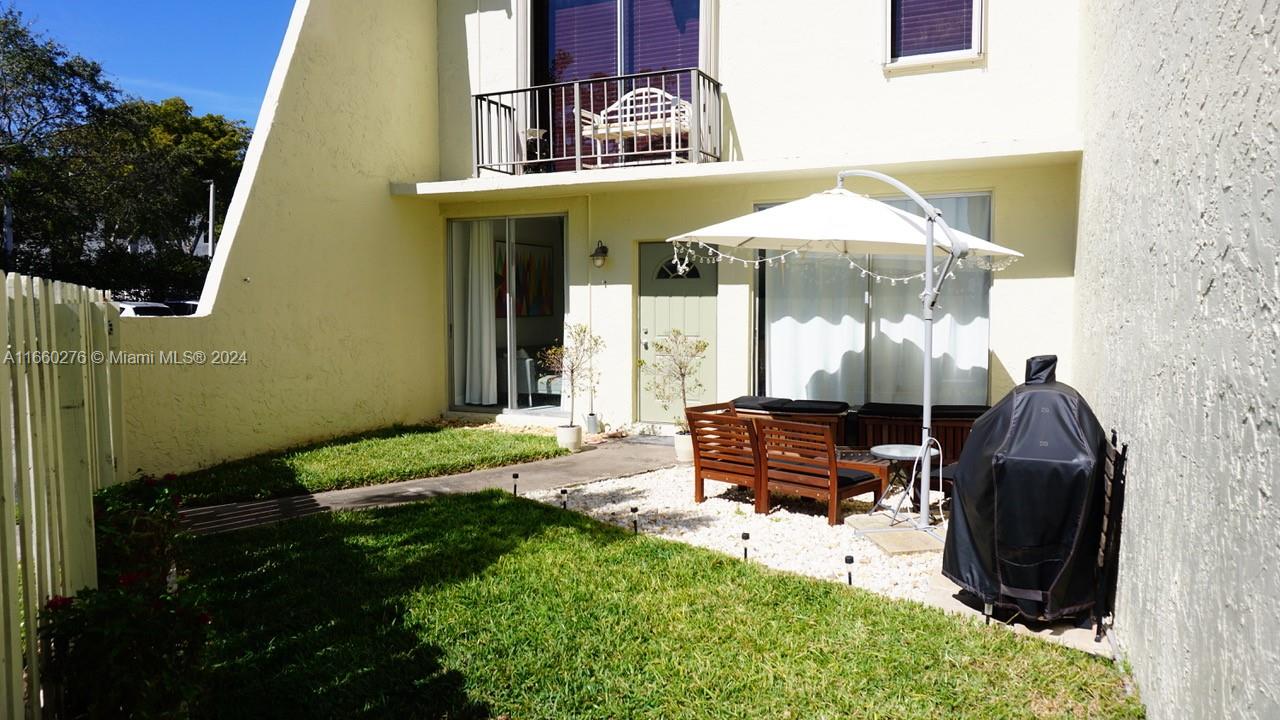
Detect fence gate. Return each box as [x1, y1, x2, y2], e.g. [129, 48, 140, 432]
[0, 274, 123, 719]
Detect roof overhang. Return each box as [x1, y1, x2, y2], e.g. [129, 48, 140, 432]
[390, 135, 1082, 203]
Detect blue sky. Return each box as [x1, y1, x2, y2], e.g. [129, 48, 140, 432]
[13, 0, 295, 126]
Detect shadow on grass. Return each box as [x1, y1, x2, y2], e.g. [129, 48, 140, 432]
[183, 490, 621, 719]
[173, 424, 564, 508]
[178, 426, 455, 505]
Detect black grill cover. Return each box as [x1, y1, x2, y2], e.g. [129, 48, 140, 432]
[942, 355, 1108, 620]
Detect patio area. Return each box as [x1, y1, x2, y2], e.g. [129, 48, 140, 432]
[530, 466, 936, 601]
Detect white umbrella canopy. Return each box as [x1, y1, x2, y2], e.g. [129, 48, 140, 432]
[663, 171, 1023, 531]
[666, 187, 1021, 258]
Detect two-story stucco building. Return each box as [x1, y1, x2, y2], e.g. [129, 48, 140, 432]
[118, 2, 1278, 718]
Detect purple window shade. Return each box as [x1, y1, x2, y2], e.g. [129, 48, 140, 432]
[625, 0, 700, 74]
[891, 0, 974, 59]
[534, 0, 618, 84]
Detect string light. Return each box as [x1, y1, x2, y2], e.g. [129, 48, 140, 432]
[671, 241, 800, 269]
[668, 241, 1019, 283]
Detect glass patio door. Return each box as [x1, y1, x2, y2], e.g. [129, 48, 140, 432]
[760, 193, 992, 406]
[449, 216, 566, 413]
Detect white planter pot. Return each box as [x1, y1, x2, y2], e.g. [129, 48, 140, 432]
[674, 433, 694, 463]
[584, 413, 601, 434]
[556, 425, 583, 452]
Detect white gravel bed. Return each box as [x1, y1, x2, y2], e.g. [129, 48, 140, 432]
[527, 465, 940, 601]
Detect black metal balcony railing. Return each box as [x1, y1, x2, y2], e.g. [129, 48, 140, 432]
[473, 68, 722, 175]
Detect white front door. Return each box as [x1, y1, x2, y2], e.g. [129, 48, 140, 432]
[637, 242, 717, 423]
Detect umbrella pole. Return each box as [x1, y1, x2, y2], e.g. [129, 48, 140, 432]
[919, 218, 935, 529]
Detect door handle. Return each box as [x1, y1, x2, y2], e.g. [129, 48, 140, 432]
[643, 341, 649, 350]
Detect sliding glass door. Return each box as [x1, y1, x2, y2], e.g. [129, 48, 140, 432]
[449, 216, 567, 413]
[760, 193, 992, 406]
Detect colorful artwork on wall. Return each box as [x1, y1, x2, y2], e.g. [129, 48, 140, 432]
[495, 241, 554, 317]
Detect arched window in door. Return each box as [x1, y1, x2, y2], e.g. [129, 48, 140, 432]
[656, 259, 700, 279]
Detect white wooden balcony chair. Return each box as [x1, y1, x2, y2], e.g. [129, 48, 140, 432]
[576, 87, 692, 166]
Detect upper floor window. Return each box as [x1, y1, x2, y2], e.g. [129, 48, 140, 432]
[533, 0, 700, 85]
[887, 0, 982, 65]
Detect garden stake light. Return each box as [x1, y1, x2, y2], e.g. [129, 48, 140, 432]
[512, 472, 519, 496]
[631, 507, 639, 534]
[845, 555, 854, 586]
[742, 532, 750, 560]
[560, 488, 568, 509]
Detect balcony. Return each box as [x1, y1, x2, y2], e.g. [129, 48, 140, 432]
[473, 68, 721, 175]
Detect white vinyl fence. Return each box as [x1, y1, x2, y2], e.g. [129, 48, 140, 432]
[0, 274, 124, 719]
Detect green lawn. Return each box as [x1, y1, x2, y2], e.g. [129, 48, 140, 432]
[173, 425, 566, 506]
[183, 492, 1143, 719]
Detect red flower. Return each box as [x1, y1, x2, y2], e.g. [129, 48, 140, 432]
[117, 571, 147, 588]
[162, 473, 177, 482]
[45, 595, 73, 611]
[143, 476, 158, 487]
[197, 612, 213, 625]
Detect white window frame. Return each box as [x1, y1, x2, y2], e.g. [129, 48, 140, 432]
[883, 0, 985, 71]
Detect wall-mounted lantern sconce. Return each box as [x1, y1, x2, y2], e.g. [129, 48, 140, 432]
[589, 240, 609, 268]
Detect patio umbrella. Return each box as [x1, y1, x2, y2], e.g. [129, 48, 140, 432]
[666, 169, 1023, 529]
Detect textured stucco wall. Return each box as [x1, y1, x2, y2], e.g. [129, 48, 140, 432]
[119, 0, 446, 474]
[1075, 2, 1279, 717]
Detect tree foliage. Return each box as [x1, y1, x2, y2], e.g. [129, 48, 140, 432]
[639, 328, 709, 431]
[1, 7, 250, 299]
[539, 324, 606, 426]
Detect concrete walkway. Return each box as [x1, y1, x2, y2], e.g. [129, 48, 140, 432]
[181, 437, 675, 535]
[923, 567, 1112, 656]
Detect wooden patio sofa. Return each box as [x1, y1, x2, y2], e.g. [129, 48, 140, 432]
[852, 402, 989, 465]
[755, 418, 883, 526]
[686, 403, 762, 504]
[686, 402, 889, 524]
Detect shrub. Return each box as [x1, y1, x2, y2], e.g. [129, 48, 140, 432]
[39, 474, 208, 719]
[40, 586, 210, 718]
[94, 472, 182, 588]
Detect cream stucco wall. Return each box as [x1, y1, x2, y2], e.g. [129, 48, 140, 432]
[1075, 2, 1279, 718]
[435, 0, 1080, 180]
[119, 0, 447, 474]
[439, 160, 1079, 428]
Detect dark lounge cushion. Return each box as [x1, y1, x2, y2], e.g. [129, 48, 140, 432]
[857, 402, 924, 418]
[855, 403, 989, 420]
[932, 405, 991, 420]
[731, 395, 791, 411]
[780, 399, 850, 415]
[837, 468, 877, 488]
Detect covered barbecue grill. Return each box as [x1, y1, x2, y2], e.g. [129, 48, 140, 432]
[943, 355, 1127, 627]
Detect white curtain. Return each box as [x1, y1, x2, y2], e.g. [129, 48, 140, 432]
[464, 222, 498, 405]
[871, 195, 991, 404]
[765, 254, 868, 404]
